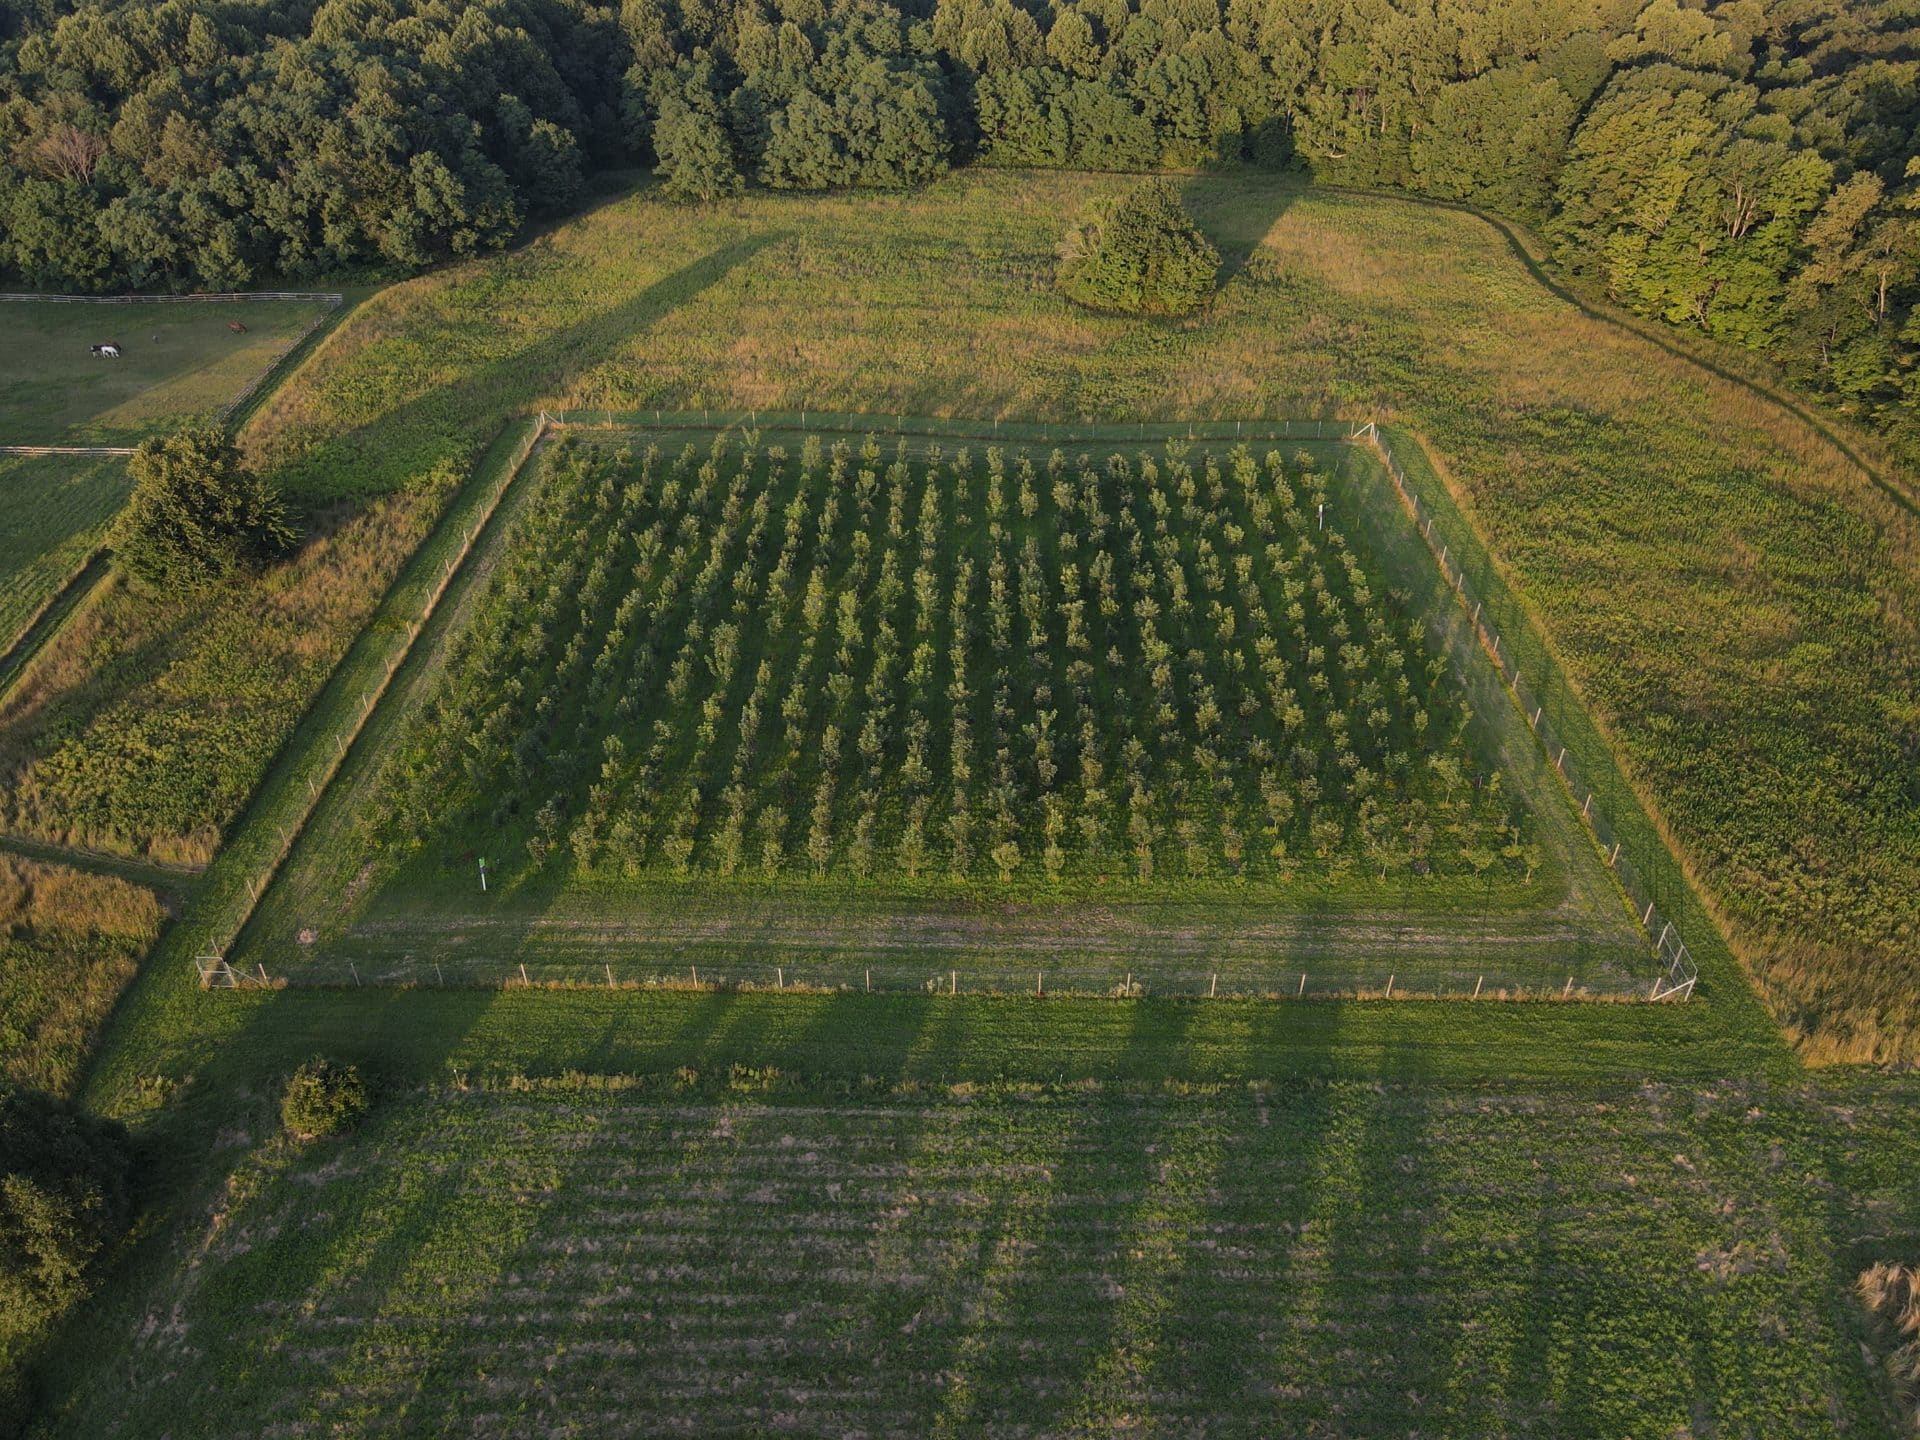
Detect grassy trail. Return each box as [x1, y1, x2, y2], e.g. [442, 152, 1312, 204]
[0, 831, 199, 901]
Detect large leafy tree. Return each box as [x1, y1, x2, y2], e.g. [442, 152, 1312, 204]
[1056, 177, 1219, 316]
[0, 1084, 134, 1354]
[112, 428, 297, 595]
[650, 57, 744, 200]
[1, 0, 1914, 465]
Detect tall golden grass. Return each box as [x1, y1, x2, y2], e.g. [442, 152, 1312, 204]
[0, 853, 164, 1094]
[1859, 1262, 1920, 1433]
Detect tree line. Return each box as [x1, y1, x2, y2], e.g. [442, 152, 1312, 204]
[1, 0, 1914, 458]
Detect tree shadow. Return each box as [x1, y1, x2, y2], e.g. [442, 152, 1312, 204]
[1180, 171, 1305, 286]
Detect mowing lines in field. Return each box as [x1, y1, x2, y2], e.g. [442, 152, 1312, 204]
[1356, 422, 1698, 1002]
[79, 1082, 1879, 1437]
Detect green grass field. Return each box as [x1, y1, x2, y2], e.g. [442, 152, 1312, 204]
[0, 297, 336, 446]
[30, 1069, 1920, 1439]
[90, 167, 1906, 1058]
[6, 170, 1919, 1440]
[0, 453, 126, 657]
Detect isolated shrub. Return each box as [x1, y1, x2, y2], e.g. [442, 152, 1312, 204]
[280, 1059, 370, 1140]
[0, 1083, 133, 1348]
[1056, 179, 1220, 317]
[112, 427, 296, 594]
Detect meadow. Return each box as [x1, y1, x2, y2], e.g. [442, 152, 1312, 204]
[5, 171, 1917, 1437]
[0, 296, 336, 446]
[32, 1071, 1920, 1439]
[0, 853, 163, 1095]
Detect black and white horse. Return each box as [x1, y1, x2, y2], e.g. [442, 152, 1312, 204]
[90, 342, 122, 358]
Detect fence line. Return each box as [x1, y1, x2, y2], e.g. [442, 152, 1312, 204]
[217, 295, 345, 423]
[0, 445, 135, 457]
[196, 415, 549, 986]
[545, 409, 1359, 450]
[216, 410, 1700, 1003]
[1353, 421, 1696, 1001]
[0, 290, 342, 305]
[296, 955, 1646, 1004]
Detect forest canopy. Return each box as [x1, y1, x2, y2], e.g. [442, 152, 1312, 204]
[1, 0, 1915, 459]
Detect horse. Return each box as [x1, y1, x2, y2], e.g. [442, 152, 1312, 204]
[90, 343, 122, 358]
[228, 321, 248, 334]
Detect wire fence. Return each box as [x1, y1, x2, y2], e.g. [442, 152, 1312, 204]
[545, 409, 1361, 451]
[0, 445, 135, 457]
[217, 294, 345, 423]
[267, 954, 1649, 1004]
[195, 416, 550, 986]
[201, 410, 1699, 1003]
[1354, 423, 1696, 1000]
[0, 290, 342, 304]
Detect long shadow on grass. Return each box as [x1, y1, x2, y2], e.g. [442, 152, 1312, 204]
[1320, 1075, 1451, 1430]
[229, 981, 938, 1431]
[269, 231, 787, 509]
[921, 998, 1198, 1430]
[1181, 174, 1298, 285]
[1146, 1000, 1358, 1423]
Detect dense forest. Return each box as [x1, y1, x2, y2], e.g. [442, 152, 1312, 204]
[1, 0, 1915, 456]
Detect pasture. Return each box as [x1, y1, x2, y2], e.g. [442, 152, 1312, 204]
[234, 421, 1648, 997]
[0, 453, 126, 660]
[0, 296, 336, 446]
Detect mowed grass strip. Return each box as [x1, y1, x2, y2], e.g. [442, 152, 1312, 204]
[0, 297, 334, 446]
[39, 1075, 1914, 1440]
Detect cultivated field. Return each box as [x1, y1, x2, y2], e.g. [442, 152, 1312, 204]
[233, 422, 1647, 997]
[98, 168, 1906, 1056]
[41, 1074, 1919, 1439]
[0, 296, 336, 446]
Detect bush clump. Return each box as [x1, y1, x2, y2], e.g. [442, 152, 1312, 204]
[112, 427, 297, 595]
[280, 1059, 371, 1141]
[1056, 179, 1220, 317]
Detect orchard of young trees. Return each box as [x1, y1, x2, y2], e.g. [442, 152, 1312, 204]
[363, 433, 1535, 895]
[1, 0, 1914, 457]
